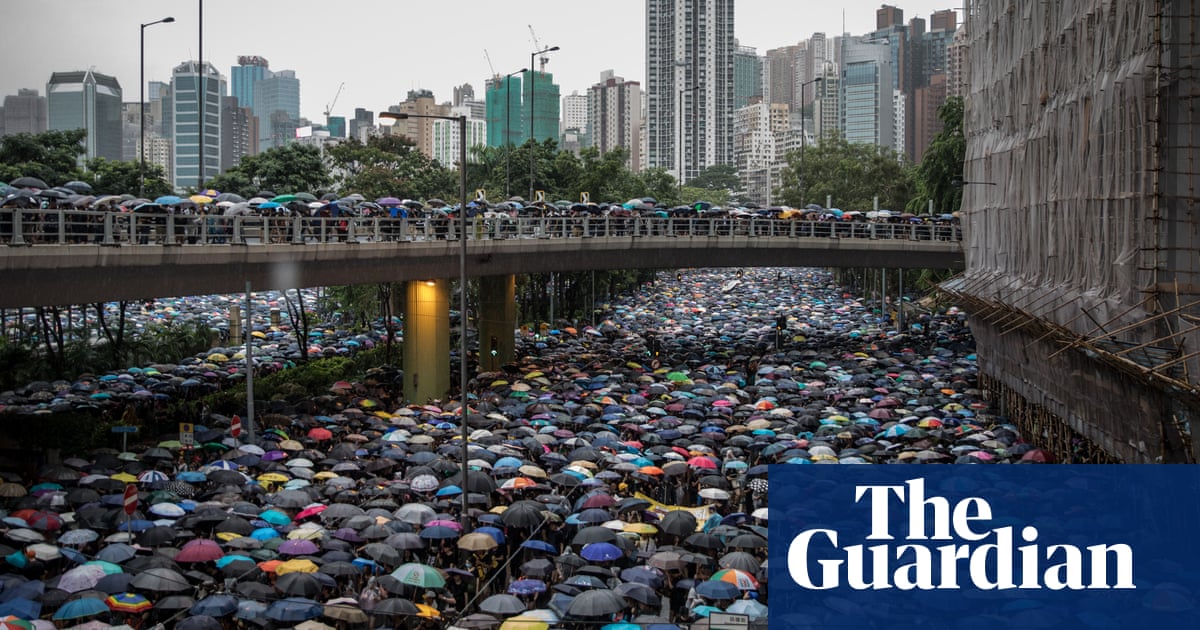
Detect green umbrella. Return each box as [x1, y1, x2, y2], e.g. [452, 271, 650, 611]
[292, 192, 318, 202]
[390, 563, 445, 588]
[271, 194, 297, 203]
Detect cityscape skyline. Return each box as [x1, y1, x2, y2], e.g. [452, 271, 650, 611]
[2, 0, 958, 123]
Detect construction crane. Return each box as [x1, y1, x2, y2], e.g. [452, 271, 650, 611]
[529, 25, 551, 71]
[484, 49, 499, 80]
[323, 82, 345, 118]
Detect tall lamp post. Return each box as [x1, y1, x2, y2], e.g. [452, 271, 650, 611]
[798, 76, 822, 208]
[139, 15, 174, 197]
[677, 84, 701, 199]
[380, 111, 470, 529]
[528, 45, 559, 202]
[503, 67, 528, 198]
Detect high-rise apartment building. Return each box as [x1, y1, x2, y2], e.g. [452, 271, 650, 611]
[946, 26, 969, 99]
[764, 45, 801, 111]
[587, 71, 642, 171]
[431, 105, 486, 168]
[47, 70, 123, 161]
[1, 89, 48, 137]
[221, 95, 257, 172]
[646, 0, 735, 184]
[912, 73, 947, 161]
[814, 69, 840, 141]
[386, 90, 450, 161]
[733, 44, 763, 110]
[561, 91, 588, 137]
[170, 60, 225, 190]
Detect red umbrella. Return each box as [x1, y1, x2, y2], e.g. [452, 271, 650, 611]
[687, 456, 718, 469]
[581, 494, 616, 509]
[25, 510, 64, 532]
[307, 427, 333, 441]
[295, 504, 327, 521]
[174, 539, 223, 563]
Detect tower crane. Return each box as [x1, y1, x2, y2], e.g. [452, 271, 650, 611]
[528, 25, 551, 71]
[484, 49, 498, 79]
[323, 82, 345, 118]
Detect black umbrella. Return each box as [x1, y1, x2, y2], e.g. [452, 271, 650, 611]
[478, 594, 525, 616]
[500, 500, 545, 528]
[659, 511, 698, 537]
[9, 176, 48, 189]
[130, 567, 190, 592]
[372, 598, 419, 616]
[62, 180, 93, 193]
[565, 588, 625, 617]
[615, 581, 660, 607]
[572, 526, 617, 545]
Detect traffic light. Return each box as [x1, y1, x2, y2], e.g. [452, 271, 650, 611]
[776, 315, 787, 331]
[676, 271, 683, 282]
[490, 336, 499, 357]
[737, 269, 744, 278]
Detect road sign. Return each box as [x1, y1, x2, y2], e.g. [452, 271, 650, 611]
[535, 190, 546, 203]
[179, 422, 195, 447]
[123, 484, 138, 515]
[709, 612, 749, 630]
[475, 189, 487, 201]
[230, 415, 242, 438]
[580, 192, 590, 203]
[110, 426, 139, 433]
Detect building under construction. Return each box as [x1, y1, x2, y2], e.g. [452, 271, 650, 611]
[943, 0, 1200, 462]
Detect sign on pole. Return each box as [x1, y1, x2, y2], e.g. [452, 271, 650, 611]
[535, 190, 546, 203]
[230, 415, 242, 438]
[580, 192, 590, 203]
[709, 613, 749, 630]
[475, 189, 487, 202]
[179, 422, 195, 448]
[123, 484, 138, 516]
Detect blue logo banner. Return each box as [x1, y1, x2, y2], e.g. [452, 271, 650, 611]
[767, 465, 1200, 629]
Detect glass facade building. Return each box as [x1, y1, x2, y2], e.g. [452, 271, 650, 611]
[47, 70, 123, 161]
[171, 61, 225, 190]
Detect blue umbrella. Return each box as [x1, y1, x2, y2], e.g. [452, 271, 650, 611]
[579, 542, 623, 562]
[190, 594, 239, 617]
[520, 539, 557, 554]
[508, 578, 547, 596]
[435, 485, 462, 497]
[0, 597, 41, 619]
[695, 580, 740, 600]
[154, 195, 183, 205]
[53, 596, 108, 620]
[264, 597, 323, 622]
[475, 526, 505, 544]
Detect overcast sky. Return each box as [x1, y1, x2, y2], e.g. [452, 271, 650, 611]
[3, 1, 959, 123]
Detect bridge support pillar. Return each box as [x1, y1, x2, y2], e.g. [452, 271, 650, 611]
[402, 279, 450, 405]
[477, 275, 516, 372]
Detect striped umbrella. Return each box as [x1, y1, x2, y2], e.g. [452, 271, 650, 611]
[106, 592, 153, 614]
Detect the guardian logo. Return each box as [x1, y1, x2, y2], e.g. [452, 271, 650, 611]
[787, 478, 1135, 591]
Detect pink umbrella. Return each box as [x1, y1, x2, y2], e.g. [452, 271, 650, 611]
[175, 538, 223, 563]
[424, 520, 463, 531]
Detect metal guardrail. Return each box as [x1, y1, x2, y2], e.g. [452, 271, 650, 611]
[0, 209, 963, 247]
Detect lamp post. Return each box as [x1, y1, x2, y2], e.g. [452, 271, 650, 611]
[528, 46, 559, 202]
[139, 15, 174, 197]
[380, 111, 470, 529]
[677, 85, 701, 199]
[503, 68, 528, 198]
[799, 77, 822, 208]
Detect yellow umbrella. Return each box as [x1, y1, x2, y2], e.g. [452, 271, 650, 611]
[313, 471, 338, 481]
[624, 523, 658, 535]
[499, 617, 548, 630]
[278, 440, 304, 451]
[111, 473, 137, 483]
[206, 353, 229, 363]
[416, 604, 440, 619]
[215, 532, 241, 542]
[251, 330, 267, 339]
[276, 558, 319, 574]
[257, 473, 290, 484]
[190, 194, 213, 204]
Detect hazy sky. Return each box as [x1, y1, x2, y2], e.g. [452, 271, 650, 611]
[3, 1, 958, 123]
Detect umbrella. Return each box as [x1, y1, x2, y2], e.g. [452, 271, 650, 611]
[711, 568, 758, 590]
[508, 579, 547, 596]
[105, 592, 152, 614]
[479, 594, 527, 616]
[458, 532, 499, 551]
[190, 594, 239, 617]
[565, 589, 625, 617]
[9, 176, 48, 189]
[659, 511, 698, 537]
[265, 597, 323, 623]
[276, 572, 322, 597]
[580, 542, 623, 562]
[175, 539, 223, 563]
[52, 597, 108, 620]
[390, 563, 445, 588]
[130, 567, 190, 592]
[56, 564, 110, 593]
[695, 580, 739, 600]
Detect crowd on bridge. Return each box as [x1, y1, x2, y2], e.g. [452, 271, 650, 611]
[0, 264, 1048, 630]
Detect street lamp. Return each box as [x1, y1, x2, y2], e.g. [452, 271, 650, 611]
[380, 110, 470, 530]
[528, 45, 559, 202]
[502, 67, 528, 198]
[799, 76, 822, 207]
[139, 15, 174, 197]
[677, 85, 701, 199]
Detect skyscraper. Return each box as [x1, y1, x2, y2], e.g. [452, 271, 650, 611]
[231, 56, 269, 109]
[254, 70, 300, 150]
[47, 70, 123, 161]
[587, 71, 642, 171]
[764, 45, 800, 113]
[386, 90, 450, 161]
[221, 95, 257, 172]
[171, 60, 225, 190]
[840, 37, 895, 150]
[646, 0, 735, 184]
[485, 75, 522, 148]
[733, 44, 763, 110]
[523, 69, 560, 145]
[1, 89, 48, 137]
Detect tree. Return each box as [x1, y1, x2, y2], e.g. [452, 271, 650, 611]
[907, 96, 965, 215]
[206, 143, 331, 196]
[83, 157, 172, 197]
[776, 133, 913, 211]
[0, 129, 86, 186]
[687, 164, 741, 192]
[326, 136, 454, 201]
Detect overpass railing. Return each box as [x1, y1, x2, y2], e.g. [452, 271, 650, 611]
[0, 209, 962, 247]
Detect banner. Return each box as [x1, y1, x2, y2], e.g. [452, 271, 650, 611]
[634, 492, 711, 530]
[768, 465, 1200, 629]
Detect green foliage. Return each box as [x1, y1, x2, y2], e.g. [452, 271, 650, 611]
[327, 135, 455, 201]
[907, 96, 965, 215]
[206, 143, 332, 197]
[82, 157, 171, 197]
[0, 129, 87, 186]
[777, 132, 914, 211]
[202, 347, 390, 415]
[687, 164, 741, 192]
